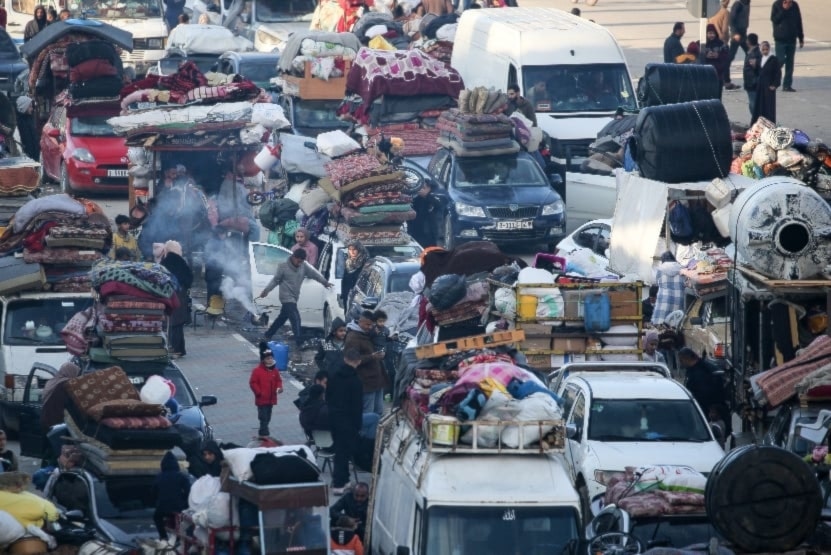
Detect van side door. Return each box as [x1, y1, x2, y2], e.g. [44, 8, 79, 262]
[19, 363, 57, 459]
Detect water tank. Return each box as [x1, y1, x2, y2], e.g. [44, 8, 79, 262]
[729, 177, 831, 280]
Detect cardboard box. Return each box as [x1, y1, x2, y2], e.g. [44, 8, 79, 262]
[608, 289, 640, 319]
[520, 324, 553, 351]
[562, 289, 604, 320]
[552, 337, 588, 353]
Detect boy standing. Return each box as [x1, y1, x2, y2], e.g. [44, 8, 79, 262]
[249, 342, 284, 437]
[111, 214, 141, 261]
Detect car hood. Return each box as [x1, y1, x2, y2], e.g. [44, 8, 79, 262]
[69, 135, 127, 162]
[587, 440, 724, 474]
[451, 185, 559, 207]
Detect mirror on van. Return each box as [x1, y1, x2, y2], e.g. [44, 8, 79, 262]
[566, 422, 580, 440]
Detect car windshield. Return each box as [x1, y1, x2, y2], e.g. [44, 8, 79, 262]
[70, 117, 118, 137]
[255, 0, 315, 22]
[630, 517, 722, 549]
[75, 0, 162, 18]
[522, 64, 636, 113]
[4, 298, 93, 346]
[588, 399, 712, 442]
[425, 506, 579, 555]
[294, 100, 350, 130]
[389, 269, 418, 294]
[240, 62, 278, 83]
[453, 156, 547, 188]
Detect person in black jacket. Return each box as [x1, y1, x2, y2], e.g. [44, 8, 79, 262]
[328, 348, 364, 495]
[189, 440, 224, 479]
[743, 34, 763, 118]
[153, 451, 191, 547]
[23, 5, 46, 42]
[294, 370, 329, 409]
[160, 240, 193, 358]
[663, 22, 686, 64]
[770, 0, 803, 92]
[314, 317, 347, 375]
[330, 482, 369, 542]
[299, 384, 330, 436]
[724, 0, 750, 89]
[678, 348, 730, 435]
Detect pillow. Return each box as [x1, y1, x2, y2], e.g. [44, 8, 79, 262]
[87, 399, 165, 421]
[100, 415, 172, 429]
[65, 366, 140, 417]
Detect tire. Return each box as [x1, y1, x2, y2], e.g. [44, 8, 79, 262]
[247, 191, 265, 206]
[60, 163, 73, 194]
[443, 214, 456, 250]
[400, 167, 424, 195]
[578, 483, 591, 527]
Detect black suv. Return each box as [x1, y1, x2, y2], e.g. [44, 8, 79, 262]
[346, 256, 421, 322]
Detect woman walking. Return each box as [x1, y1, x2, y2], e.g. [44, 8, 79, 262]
[160, 240, 193, 358]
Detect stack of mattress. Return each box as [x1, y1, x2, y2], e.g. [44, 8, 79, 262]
[62, 366, 185, 476]
[436, 108, 518, 157]
[0, 158, 39, 225]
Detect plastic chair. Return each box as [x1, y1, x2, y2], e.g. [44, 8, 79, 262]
[311, 429, 359, 482]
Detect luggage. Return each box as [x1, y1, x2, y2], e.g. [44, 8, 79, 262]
[633, 99, 732, 183]
[103, 333, 168, 360]
[250, 452, 320, 485]
[637, 63, 722, 107]
[0, 256, 45, 295]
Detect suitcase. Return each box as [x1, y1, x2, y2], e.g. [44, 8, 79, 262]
[0, 256, 45, 295]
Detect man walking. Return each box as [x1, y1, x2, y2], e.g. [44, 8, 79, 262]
[328, 348, 364, 495]
[724, 0, 750, 90]
[344, 311, 387, 416]
[663, 22, 685, 64]
[743, 33, 762, 118]
[770, 0, 803, 92]
[249, 342, 284, 437]
[259, 248, 333, 347]
[506, 84, 537, 125]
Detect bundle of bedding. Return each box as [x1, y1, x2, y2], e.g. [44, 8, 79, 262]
[278, 31, 362, 75]
[602, 466, 707, 518]
[751, 335, 831, 408]
[335, 222, 408, 245]
[436, 107, 518, 156]
[0, 158, 41, 198]
[427, 274, 490, 326]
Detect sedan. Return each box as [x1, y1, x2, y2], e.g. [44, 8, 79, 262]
[39, 106, 129, 194]
[555, 218, 612, 264]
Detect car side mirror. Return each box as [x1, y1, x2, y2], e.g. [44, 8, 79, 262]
[199, 395, 218, 407]
[690, 317, 703, 326]
[361, 297, 380, 310]
[549, 173, 563, 186]
[47, 128, 61, 139]
[566, 422, 580, 440]
[396, 547, 411, 555]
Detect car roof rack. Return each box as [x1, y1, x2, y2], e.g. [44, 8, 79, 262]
[549, 362, 671, 390]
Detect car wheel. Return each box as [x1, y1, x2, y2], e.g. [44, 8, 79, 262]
[323, 304, 332, 333]
[443, 215, 456, 250]
[60, 163, 73, 194]
[38, 153, 50, 184]
[578, 483, 591, 526]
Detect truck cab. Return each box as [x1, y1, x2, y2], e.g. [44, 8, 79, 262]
[370, 417, 582, 555]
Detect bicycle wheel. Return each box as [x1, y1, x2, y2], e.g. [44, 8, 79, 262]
[400, 166, 424, 194]
[247, 191, 266, 206]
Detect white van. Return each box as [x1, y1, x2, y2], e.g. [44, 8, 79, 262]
[451, 8, 637, 170]
[370, 417, 582, 555]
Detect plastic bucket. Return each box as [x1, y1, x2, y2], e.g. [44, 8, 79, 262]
[518, 295, 538, 320]
[254, 145, 280, 171]
[429, 416, 459, 446]
[268, 341, 290, 371]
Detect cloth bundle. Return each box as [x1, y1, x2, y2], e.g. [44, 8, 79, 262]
[436, 108, 518, 156]
[90, 260, 179, 314]
[335, 222, 407, 245]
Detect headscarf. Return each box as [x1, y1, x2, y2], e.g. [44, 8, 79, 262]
[645, 330, 660, 345]
[41, 361, 80, 403]
[294, 227, 310, 245]
[164, 240, 183, 258]
[345, 240, 369, 273]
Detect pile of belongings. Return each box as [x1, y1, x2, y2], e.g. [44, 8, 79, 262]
[398, 349, 563, 448]
[426, 273, 490, 327]
[730, 118, 831, 197]
[0, 194, 111, 295]
[353, 13, 413, 50]
[167, 24, 254, 57]
[0, 158, 40, 231]
[59, 259, 180, 360]
[337, 47, 463, 126]
[0, 472, 60, 549]
[751, 334, 831, 409]
[679, 247, 733, 293]
[277, 31, 360, 81]
[581, 114, 638, 175]
[436, 87, 519, 156]
[603, 465, 707, 518]
[61, 366, 187, 476]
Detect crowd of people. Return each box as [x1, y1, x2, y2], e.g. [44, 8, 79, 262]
[662, 0, 803, 124]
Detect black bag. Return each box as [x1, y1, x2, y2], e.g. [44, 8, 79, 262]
[426, 274, 467, 310]
[68, 76, 123, 99]
[637, 63, 722, 107]
[67, 40, 122, 68]
[634, 99, 732, 183]
[250, 451, 320, 485]
[258, 198, 299, 231]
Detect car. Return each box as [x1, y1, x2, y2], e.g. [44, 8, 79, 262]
[277, 95, 352, 138]
[679, 291, 730, 368]
[425, 147, 566, 250]
[555, 218, 612, 263]
[16, 357, 217, 459]
[0, 27, 27, 96]
[214, 51, 280, 89]
[39, 106, 129, 194]
[551, 362, 725, 521]
[249, 234, 422, 332]
[345, 256, 421, 322]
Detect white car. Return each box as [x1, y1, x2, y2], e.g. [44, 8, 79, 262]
[249, 234, 423, 331]
[551, 363, 725, 520]
[555, 218, 612, 265]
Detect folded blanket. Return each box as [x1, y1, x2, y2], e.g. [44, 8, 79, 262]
[45, 236, 107, 249]
[324, 153, 385, 190]
[340, 206, 416, 225]
[357, 203, 413, 214]
[23, 248, 104, 265]
[97, 317, 165, 334]
[91, 260, 175, 299]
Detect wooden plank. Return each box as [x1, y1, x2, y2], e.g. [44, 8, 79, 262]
[737, 265, 831, 288]
[414, 330, 526, 359]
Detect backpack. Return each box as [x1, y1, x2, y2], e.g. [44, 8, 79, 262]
[668, 200, 694, 244]
[258, 198, 299, 231]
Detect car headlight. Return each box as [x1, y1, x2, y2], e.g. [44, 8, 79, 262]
[456, 202, 486, 218]
[147, 38, 165, 49]
[256, 29, 282, 47]
[542, 200, 565, 216]
[71, 149, 96, 164]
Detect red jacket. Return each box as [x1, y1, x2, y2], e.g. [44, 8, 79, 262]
[249, 363, 283, 406]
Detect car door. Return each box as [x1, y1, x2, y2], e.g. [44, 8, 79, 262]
[565, 390, 587, 483]
[347, 267, 374, 320]
[19, 363, 57, 459]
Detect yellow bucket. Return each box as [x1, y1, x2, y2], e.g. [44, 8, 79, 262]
[429, 416, 460, 446]
[518, 295, 538, 320]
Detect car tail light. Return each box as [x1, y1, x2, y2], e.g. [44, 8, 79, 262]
[713, 343, 726, 358]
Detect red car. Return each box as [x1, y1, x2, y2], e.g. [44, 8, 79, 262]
[39, 106, 129, 194]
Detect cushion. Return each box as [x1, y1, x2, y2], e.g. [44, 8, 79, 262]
[65, 366, 140, 417]
[99, 415, 172, 429]
[87, 399, 165, 421]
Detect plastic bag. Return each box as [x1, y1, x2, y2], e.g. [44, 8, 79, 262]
[776, 147, 804, 168]
[0, 510, 25, 545]
[427, 274, 467, 310]
[368, 35, 395, 50]
[517, 267, 555, 296]
[316, 130, 361, 158]
[251, 103, 290, 130]
[501, 393, 562, 448]
[536, 292, 564, 319]
[494, 287, 516, 319]
[460, 391, 520, 447]
[752, 143, 776, 167]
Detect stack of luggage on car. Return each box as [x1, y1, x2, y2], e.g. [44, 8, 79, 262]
[436, 87, 519, 156]
[0, 157, 40, 232]
[61, 365, 186, 477]
[0, 194, 111, 295]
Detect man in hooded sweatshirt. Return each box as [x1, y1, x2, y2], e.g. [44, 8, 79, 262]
[24, 5, 47, 41]
[153, 451, 191, 548]
[249, 342, 284, 437]
[651, 251, 685, 326]
[315, 317, 347, 375]
[344, 311, 387, 416]
[328, 348, 364, 495]
[189, 440, 224, 479]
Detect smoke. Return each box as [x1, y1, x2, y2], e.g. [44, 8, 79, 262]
[220, 276, 258, 315]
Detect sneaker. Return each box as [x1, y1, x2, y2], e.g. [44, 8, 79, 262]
[331, 486, 347, 496]
[783, 86, 796, 92]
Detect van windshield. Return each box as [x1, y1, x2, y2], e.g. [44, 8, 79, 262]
[255, 0, 315, 22]
[424, 505, 579, 555]
[75, 0, 162, 18]
[522, 64, 636, 113]
[4, 298, 94, 346]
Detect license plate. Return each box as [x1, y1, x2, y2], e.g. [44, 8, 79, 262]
[496, 220, 533, 231]
[107, 169, 129, 177]
[129, 376, 145, 385]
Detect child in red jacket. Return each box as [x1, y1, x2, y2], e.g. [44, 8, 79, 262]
[250, 342, 284, 437]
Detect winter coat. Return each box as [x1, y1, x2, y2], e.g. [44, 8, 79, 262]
[700, 37, 730, 82]
[315, 317, 346, 373]
[663, 33, 685, 64]
[23, 8, 45, 42]
[707, 7, 730, 43]
[327, 362, 363, 431]
[161, 253, 193, 326]
[249, 362, 284, 406]
[771, 0, 803, 43]
[330, 492, 368, 541]
[685, 359, 725, 412]
[730, 0, 750, 36]
[192, 440, 224, 478]
[299, 398, 330, 434]
[743, 45, 762, 91]
[331, 529, 364, 555]
[154, 452, 191, 513]
[344, 324, 387, 393]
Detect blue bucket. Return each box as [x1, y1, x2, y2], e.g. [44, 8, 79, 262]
[268, 341, 290, 371]
[584, 292, 611, 332]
